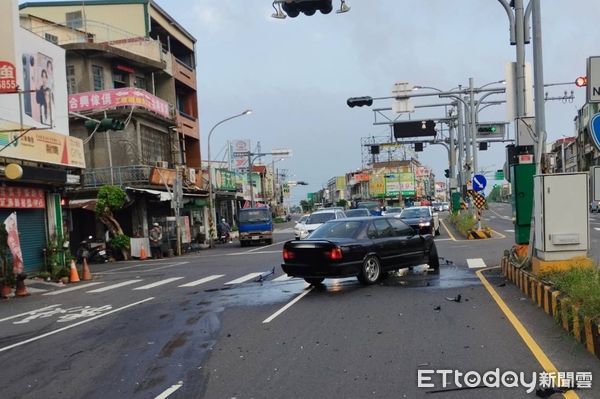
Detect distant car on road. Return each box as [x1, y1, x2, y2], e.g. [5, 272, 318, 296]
[281, 216, 439, 285]
[591, 200, 600, 213]
[297, 209, 346, 239]
[345, 208, 372, 218]
[399, 206, 440, 236]
[441, 202, 450, 211]
[294, 215, 309, 239]
[356, 201, 383, 216]
[385, 207, 403, 216]
[432, 202, 443, 212]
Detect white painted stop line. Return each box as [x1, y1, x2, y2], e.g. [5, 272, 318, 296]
[224, 272, 262, 285]
[178, 275, 224, 287]
[133, 277, 184, 290]
[467, 258, 487, 269]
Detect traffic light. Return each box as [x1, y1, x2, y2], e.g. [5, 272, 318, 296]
[84, 118, 126, 132]
[444, 169, 450, 178]
[393, 120, 436, 138]
[282, 0, 333, 18]
[575, 76, 587, 87]
[479, 142, 488, 151]
[347, 96, 373, 108]
[414, 142, 423, 152]
[370, 145, 380, 155]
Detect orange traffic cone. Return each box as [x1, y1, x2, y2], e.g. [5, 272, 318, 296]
[69, 259, 80, 283]
[15, 274, 30, 297]
[81, 257, 92, 281]
[140, 245, 147, 260]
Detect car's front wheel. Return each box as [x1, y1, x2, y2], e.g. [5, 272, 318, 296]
[358, 255, 381, 285]
[304, 277, 324, 285]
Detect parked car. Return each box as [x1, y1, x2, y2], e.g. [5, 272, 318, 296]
[591, 200, 600, 213]
[441, 202, 450, 211]
[385, 207, 403, 216]
[432, 202, 443, 212]
[237, 207, 273, 246]
[294, 215, 309, 239]
[297, 209, 347, 239]
[281, 216, 439, 285]
[356, 201, 383, 216]
[398, 206, 440, 236]
[344, 208, 372, 218]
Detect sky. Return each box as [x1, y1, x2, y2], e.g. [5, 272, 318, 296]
[23, 0, 600, 204]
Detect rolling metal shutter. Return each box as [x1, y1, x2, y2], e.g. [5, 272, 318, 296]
[0, 209, 47, 274]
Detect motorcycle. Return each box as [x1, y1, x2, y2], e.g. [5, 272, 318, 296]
[77, 236, 109, 263]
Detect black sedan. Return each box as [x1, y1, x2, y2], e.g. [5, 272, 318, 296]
[281, 216, 439, 285]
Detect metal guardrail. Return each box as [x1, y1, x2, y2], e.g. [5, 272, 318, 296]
[83, 165, 152, 188]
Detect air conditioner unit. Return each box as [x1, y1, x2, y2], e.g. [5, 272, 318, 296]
[155, 161, 169, 168]
[188, 168, 196, 183]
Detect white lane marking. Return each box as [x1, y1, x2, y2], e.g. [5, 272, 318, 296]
[272, 274, 293, 282]
[263, 287, 314, 324]
[224, 273, 263, 285]
[0, 304, 62, 323]
[594, 227, 600, 231]
[434, 238, 453, 242]
[133, 277, 185, 290]
[43, 282, 103, 296]
[467, 258, 487, 269]
[245, 241, 282, 253]
[178, 275, 224, 287]
[19, 287, 48, 294]
[0, 298, 154, 353]
[95, 262, 189, 275]
[505, 229, 515, 233]
[87, 280, 142, 293]
[155, 381, 183, 399]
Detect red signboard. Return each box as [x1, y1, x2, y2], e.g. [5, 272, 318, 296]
[354, 173, 370, 182]
[0, 61, 17, 93]
[68, 88, 171, 119]
[0, 187, 45, 208]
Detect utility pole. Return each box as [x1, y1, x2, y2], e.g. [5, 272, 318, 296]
[456, 91, 465, 191]
[469, 78, 478, 174]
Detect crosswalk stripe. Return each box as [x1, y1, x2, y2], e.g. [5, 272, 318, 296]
[224, 272, 263, 285]
[273, 274, 293, 282]
[594, 227, 600, 232]
[87, 280, 142, 293]
[133, 277, 185, 290]
[467, 258, 487, 269]
[178, 275, 224, 287]
[505, 229, 515, 233]
[43, 282, 103, 295]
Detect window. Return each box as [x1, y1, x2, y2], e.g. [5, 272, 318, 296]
[112, 70, 128, 89]
[373, 219, 394, 238]
[66, 65, 76, 95]
[66, 11, 83, 29]
[44, 33, 59, 45]
[141, 125, 172, 166]
[134, 75, 146, 91]
[92, 65, 104, 91]
[388, 218, 415, 236]
[367, 223, 378, 239]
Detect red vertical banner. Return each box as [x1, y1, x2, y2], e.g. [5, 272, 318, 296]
[4, 212, 24, 275]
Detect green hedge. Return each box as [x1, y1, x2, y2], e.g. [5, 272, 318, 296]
[541, 267, 600, 319]
[447, 211, 478, 237]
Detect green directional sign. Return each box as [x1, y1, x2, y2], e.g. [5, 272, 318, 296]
[495, 170, 505, 181]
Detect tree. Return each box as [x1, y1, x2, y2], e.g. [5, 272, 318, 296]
[95, 185, 129, 260]
[336, 199, 348, 208]
[299, 200, 315, 213]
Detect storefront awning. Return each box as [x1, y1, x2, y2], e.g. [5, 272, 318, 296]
[125, 187, 172, 202]
[68, 199, 97, 210]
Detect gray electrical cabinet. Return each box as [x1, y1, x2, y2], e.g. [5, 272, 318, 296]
[534, 173, 589, 261]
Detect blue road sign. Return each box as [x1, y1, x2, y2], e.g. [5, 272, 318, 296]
[591, 113, 600, 151]
[473, 174, 487, 192]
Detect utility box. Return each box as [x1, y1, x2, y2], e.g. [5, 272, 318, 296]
[534, 173, 589, 261]
[511, 163, 536, 244]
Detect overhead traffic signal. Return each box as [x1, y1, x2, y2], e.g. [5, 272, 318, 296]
[444, 169, 450, 178]
[575, 76, 588, 87]
[477, 125, 497, 133]
[282, 0, 333, 17]
[393, 120, 436, 139]
[479, 142, 488, 151]
[347, 96, 373, 108]
[84, 118, 126, 132]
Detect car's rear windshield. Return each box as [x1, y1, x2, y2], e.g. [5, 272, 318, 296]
[307, 212, 336, 224]
[357, 202, 380, 211]
[309, 220, 363, 239]
[345, 209, 369, 217]
[400, 208, 430, 218]
[239, 209, 271, 223]
[386, 207, 403, 213]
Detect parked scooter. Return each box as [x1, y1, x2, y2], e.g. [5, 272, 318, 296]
[77, 236, 109, 263]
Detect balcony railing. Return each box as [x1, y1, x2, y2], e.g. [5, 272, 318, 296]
[28, 20, 165, 65]
[83, 165, 152, 188]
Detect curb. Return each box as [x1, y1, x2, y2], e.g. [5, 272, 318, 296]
[501, 256, 600, 360]
[467, 229, 492, 240]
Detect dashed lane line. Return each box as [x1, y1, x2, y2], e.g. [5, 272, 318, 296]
[155, 382, 183, 399]
[224, 273, 263, 285]
[263, 287, 314, 324]
[178, 275, 224, 287]
[133, 277, 185, 290]
[87, 280, 142, 293]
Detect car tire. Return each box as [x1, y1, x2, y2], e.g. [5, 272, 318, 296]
[304, 277, 324, 285]
[357, 255, 381, 285]
[428, 243, 440, 273]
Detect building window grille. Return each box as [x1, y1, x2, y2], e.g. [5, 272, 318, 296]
[66, 65, 76, 95]
[66, 11, 83, 29]
[92, 65, 104, 91]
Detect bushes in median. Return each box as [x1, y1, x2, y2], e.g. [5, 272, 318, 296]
[447, 211, 478, 237]
[541, 267, 600, 319]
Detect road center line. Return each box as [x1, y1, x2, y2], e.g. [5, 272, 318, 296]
[263, 287, 314, 324]
[155, 381, 183, 399]
[0, 297, 154, 353]
[0, 304, 62, 323]
[476, 268, 580, 399]
[439, 219, 456, 241]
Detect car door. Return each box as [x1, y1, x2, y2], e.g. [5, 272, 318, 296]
[388, 218, 424, 266]
[371, 219, 396, 268]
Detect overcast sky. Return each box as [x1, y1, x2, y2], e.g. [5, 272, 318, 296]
[26, 0, 600, 204]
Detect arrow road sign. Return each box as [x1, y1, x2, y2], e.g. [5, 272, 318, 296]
[473, 174, 487, 192]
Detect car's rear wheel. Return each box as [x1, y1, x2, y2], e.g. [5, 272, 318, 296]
[358, 255, 381, 285]
[428, 243, 440, 273]
[304, 277, 324, 285]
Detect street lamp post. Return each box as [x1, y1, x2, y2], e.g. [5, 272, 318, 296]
[207, 109, 251, 247]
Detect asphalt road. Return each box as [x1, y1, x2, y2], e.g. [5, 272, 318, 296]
[0, 206, 598, 399]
